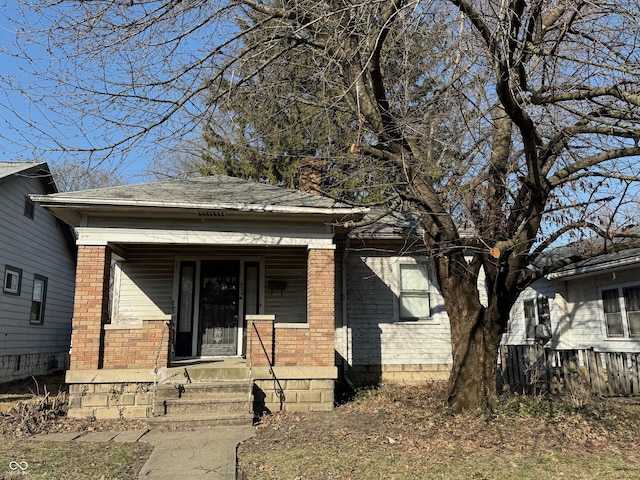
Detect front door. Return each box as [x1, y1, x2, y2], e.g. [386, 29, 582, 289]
[198, 260, 240, 356]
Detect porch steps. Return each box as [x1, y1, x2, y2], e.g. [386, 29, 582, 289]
[150, 377, 255, 428]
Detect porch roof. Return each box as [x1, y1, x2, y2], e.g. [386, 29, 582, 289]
[31, 174, 368, 226]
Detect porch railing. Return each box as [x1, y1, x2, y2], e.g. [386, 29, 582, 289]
[252, 323, 286, 410]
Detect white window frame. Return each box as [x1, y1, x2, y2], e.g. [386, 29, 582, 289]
[30, 275, 47, 325]
[600, 284, 640, 339]
[397, 260, 431, 322]
[3, 265, 22, 295]
[523, 296, 551, 340]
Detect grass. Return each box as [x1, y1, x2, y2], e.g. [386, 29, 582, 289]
[238, 382, 640, 479]
[0, 440, 153, 479]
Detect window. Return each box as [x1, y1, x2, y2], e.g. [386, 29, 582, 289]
[23, 196, 34, 219]
[30, 275, 47, 325]
[602, 286, 640, 338]
[524, 296, 551, 339]
[3, 265, 22, 295]
[399, 263, 430, 321]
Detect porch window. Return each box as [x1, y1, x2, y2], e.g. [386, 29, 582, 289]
[399, 263, 430, 321]
[602, 286, 640, 338]
[3, 265, 22, 295]
[30, 275, 47, 324]
[523, 296, 551, 339]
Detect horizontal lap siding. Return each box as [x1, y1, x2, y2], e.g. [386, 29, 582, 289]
[346, 253, 451, 366]
[0, 176, 75, 355]
[565, 267, 640, 352]
[113, 246, 308, 324]
[503, 278, 560, 347]
[115, 247, 174, 321]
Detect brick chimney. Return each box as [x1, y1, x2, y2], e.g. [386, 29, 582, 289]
[298, 158, 323, 196]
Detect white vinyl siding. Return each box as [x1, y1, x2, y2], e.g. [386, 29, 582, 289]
[344, 251, 451, 367]
[503, 278, 558, 347]
[505, 267, 640, 352]
[110, 245, 308, 325]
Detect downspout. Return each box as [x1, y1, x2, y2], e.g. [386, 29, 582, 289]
[342, 237, 354, 389]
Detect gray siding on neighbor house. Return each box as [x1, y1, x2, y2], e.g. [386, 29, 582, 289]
[0, 174, 75, 356]
[503, 278, 561, 347]
[341, 250, 452, 367]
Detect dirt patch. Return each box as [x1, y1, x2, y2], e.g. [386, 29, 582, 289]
[0, 372, 149, 439]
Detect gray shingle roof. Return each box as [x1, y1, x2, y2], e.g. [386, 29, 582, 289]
[0, 161, 45, 180]
[32, 174, 367, 215]
[543, 226, 640, 278]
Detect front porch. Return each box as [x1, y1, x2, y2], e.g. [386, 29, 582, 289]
[66, 244, 339, 419]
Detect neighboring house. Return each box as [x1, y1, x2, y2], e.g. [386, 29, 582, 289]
[0, 162, 76, 382]
[504, 241, 640, 353]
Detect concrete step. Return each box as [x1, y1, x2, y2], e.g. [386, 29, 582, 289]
[160, 396, 252, 415]
[164, 365, 250, 383]
[148, 412, 255, 428]
[155, 380, 252, 400]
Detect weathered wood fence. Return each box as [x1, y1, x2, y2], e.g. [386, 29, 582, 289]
[497, 345, 640, 396]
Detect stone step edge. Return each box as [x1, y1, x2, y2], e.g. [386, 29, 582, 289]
[148, 412, 255, 427]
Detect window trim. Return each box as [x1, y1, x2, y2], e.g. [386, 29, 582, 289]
[30, 275, 47, 325]
[397, 261, 431, 322]
[600, 284, 640, 339]
[3, 265, 22, 295]
[523, 295, 551, 340]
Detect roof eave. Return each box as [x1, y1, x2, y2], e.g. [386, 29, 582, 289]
[548, 255, 640, 280]
[30, 195, 368, 227]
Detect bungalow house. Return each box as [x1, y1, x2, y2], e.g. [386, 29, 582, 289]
[31, 175, 369, 419]
[0, 162, 75, 382]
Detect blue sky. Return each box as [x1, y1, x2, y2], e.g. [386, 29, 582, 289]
[0, 1, 171, 183]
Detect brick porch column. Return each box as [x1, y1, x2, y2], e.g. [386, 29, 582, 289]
[70, 245, 112, 370]
[307, 248, 335, 367]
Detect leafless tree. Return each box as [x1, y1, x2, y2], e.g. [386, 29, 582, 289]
[49, 159, 123, 191]
[4, 0, 640, 410]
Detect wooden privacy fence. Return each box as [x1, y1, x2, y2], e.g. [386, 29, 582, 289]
[497, 345, 640, 396]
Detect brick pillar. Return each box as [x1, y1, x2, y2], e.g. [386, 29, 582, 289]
[307, 248, 335, 366]
[247, 316, 275, 368]
[70, 245, 112, 370]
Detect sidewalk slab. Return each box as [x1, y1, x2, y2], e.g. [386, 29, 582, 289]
[137, 425, 255, 480]
[76, 431, 122, 442]
[32, 432, 86, 442]
[113, 429, 150, 442]
[30, 425, 255, 480]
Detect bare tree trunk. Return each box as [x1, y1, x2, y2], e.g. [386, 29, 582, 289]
[447, 304, 503, 412]
[437, 260, 505, 412]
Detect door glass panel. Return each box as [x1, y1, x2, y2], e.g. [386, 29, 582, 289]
[176, 262, 196, 357]
[199, 260, 239, 356]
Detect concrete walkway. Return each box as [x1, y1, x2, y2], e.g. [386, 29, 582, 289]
[33, 425, 255, 479]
